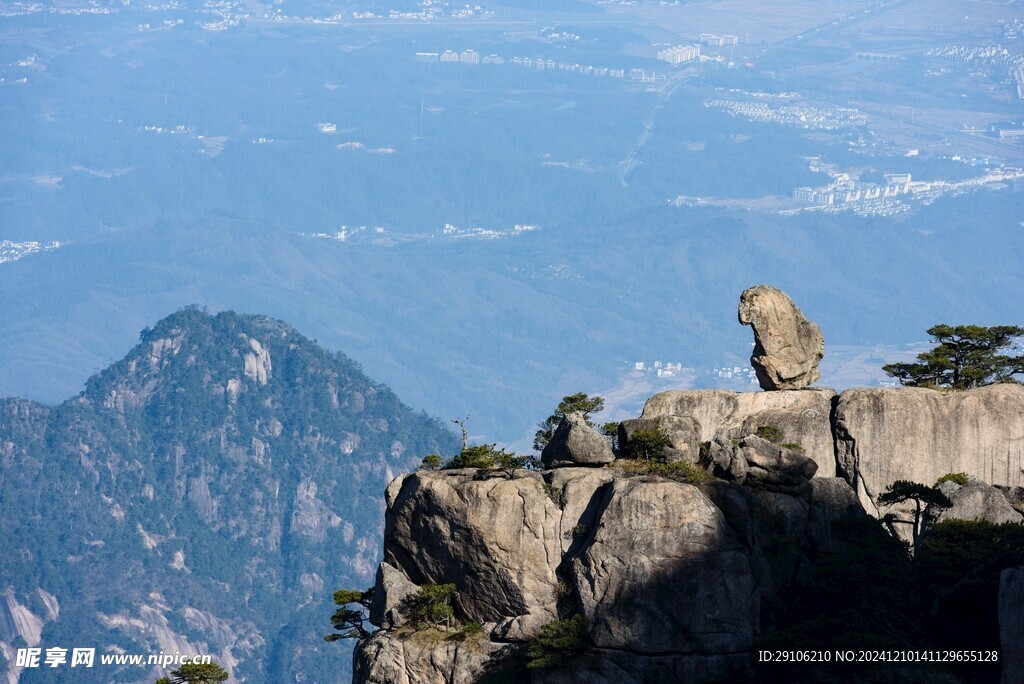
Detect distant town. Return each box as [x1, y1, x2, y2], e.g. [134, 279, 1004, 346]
[0, 240, 61, 265]
[308, 223, 541, 244]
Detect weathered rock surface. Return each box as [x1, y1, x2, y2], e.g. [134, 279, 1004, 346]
[383, 470, 564, 624]
[809, 477, 864, 521]
[706, 435, 817, 497]
[541, 412, 615, 468]
[616, 415, 701, 463]
[353, 629, 510, 684]
[1000, 567, 1024, 684]
[642, 389, 836, 477]
[834, 384, 1024, 514]
[370, 562, 420, 629]
[737, 285, 824, 390]
[932, 480, 1024, 525]
[359, 468, 836, 684]
[572, 478, 758, 654]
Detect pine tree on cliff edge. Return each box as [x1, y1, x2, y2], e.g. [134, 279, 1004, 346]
[883, 324, 1024, 390]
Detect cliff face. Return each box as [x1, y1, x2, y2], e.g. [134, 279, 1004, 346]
[644, 384, 1024, 514]
[834, 385, 1024, 514]
[355, 467, 845, 683]
[354, 383, 1024, 683]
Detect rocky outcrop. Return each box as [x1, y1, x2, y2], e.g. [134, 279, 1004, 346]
[1000, 567, 1024, 684]
[737, 285, 824, 390]
[932, 479, 1023, 525]
[616, 415, 701, 463]
[541, 412, 615, 468]
[370, 563, 421, 629]
[358, 467, 838, 683]
[834, 384, 1024, 514]
[354, 629, 511, 684]
[572, 478, 758, 654]
[383, 470, 564, 624]
[642, 389, 836, 477]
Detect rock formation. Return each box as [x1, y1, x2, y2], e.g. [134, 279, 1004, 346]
[708, 434, 818, 497]
[932, 478, 1024, 525]
[541, 412, 615, 468]
[834, 384, 1024, 515]
[357, 467, 840, 683]
[642, 388, 836, 477]
[616, 415, 701, 463]
[738, 285, 824, 390]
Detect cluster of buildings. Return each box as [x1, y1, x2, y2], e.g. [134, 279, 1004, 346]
[633, 361, 686, 378]
[418, 49, 631, 78]
[656, 44, 700, 65]
[0, 240, 61, 265]
[705, 99, 868, 131]
[711, 366, 758, 384]
[791, 162, 1024, 217]
[925, 44, 1024, 69]
[699, 33, 739, 47]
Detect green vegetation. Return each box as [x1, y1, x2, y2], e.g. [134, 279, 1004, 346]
[614, 459, 711, 485]
[935, 472, 969, 487]
[533, 393, 605, 451]
[439, 443, 539, 475]
[623, 427, 670, 461]
[408, 583, 457, 630]
[156, 662, 230, 684]
[420, 453, 443, 470]
[883, 324, 1024, 389]
[525, 615, 588, 669]
[616, 425, 710, 483]
[453, 621, 485, 640]
[600, 421, 620, 451]
[755, 424, 785, 444]
[324, 588, 373, 641]
[780, 441, 805, 453]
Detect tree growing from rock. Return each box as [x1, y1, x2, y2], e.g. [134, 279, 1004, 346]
[883, 324, 1024, 390]
[324, 588, 373, 641]
[533, 393, 604, 451]
[623, 427, 670, 461]
[407, 583, 457, 629]
[878, 480, 952, 547]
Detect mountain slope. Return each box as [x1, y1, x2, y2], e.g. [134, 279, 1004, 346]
[0, 307, 458, 682]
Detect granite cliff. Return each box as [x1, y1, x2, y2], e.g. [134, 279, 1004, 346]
[348, 286, 1022, 683]
[350, 381, 1024, 683]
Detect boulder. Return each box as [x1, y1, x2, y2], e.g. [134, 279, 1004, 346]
[737, 285, 824, 390]
[995, 485, 1024, 516]
[705, 435, 817, 497]
[931, 480, 1023, 525]
[384, 471, 563, 623]
[542, 412, 615, 468]
[354, 629, 509, 684]
[1000, 567, 1024, 684]
[834, 384, 1024, 515]
[369, 562, 421, 629]
[809, 477, 864, 521]
[739, 435, 817, 497]
[571, 478, 758, 654]
[642, 389, 836, 477]
[617, 415, 701, 463]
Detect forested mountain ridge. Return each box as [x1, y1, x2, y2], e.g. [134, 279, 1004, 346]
[0, 307, 458, 682]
